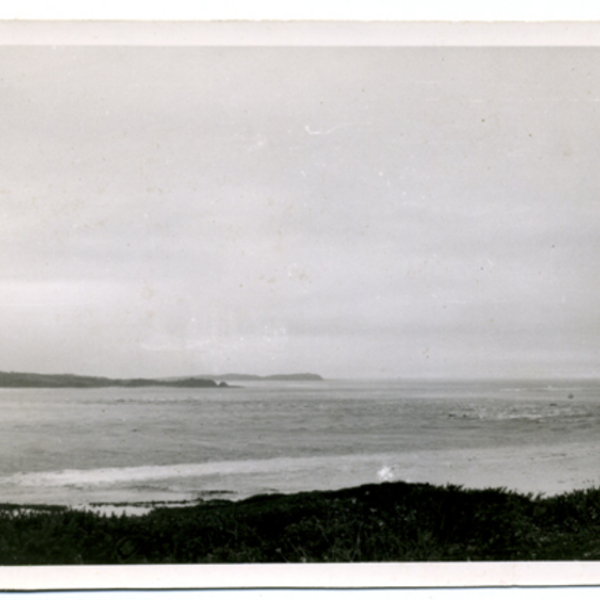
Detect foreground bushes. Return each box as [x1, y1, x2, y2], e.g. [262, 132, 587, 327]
[1, 481, 600, 563]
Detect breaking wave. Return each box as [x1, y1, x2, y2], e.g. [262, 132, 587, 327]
[447, 404, 592, 422]
[2, 454, 400, 490]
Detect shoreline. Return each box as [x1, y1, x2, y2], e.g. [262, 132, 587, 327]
[2, 440, 599, 510]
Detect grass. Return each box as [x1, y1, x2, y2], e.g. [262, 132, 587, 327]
[1, 481, 600, 563]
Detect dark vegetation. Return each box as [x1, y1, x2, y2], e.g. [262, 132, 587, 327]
[2, 481, 600, 564]
[0, 371, 223, 388]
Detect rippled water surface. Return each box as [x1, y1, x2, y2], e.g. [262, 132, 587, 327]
[1, 379, 599, 505]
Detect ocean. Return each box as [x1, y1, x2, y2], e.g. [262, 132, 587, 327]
[0, 378, 599, 510]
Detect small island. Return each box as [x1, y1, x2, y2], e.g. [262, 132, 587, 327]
[203, 373, 324, 382]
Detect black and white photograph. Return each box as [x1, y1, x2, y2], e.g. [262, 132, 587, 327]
[0, 18, 600, 589]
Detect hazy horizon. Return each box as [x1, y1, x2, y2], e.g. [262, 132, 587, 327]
[2, 45, 600, 380]
[1, 367, 600, 383]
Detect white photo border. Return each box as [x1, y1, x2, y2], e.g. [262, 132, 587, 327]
[0, 18, 599, 596]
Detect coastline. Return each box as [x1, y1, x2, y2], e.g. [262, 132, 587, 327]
[2, 440, 599, 510]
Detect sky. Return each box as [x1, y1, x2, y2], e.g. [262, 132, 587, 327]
[1, 45, 599, 379]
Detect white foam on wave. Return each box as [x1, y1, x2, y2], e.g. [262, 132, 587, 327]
[448, 404, 593, 422]
[2, 454, 395, 489]
[377, 465, 394, 482]
[2, 443, 599, 502]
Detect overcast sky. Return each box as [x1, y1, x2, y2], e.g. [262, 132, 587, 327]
[1, 46, 599, 379]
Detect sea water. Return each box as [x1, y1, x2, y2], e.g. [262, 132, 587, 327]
[0, 379, 599, 508]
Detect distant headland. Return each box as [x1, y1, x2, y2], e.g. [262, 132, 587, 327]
[0, 371, 324, 388]
[0, 371, 225, 389]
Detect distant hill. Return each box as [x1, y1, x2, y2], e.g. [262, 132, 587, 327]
[0, 371, 223, 388]
[200, 373, 324, 382]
